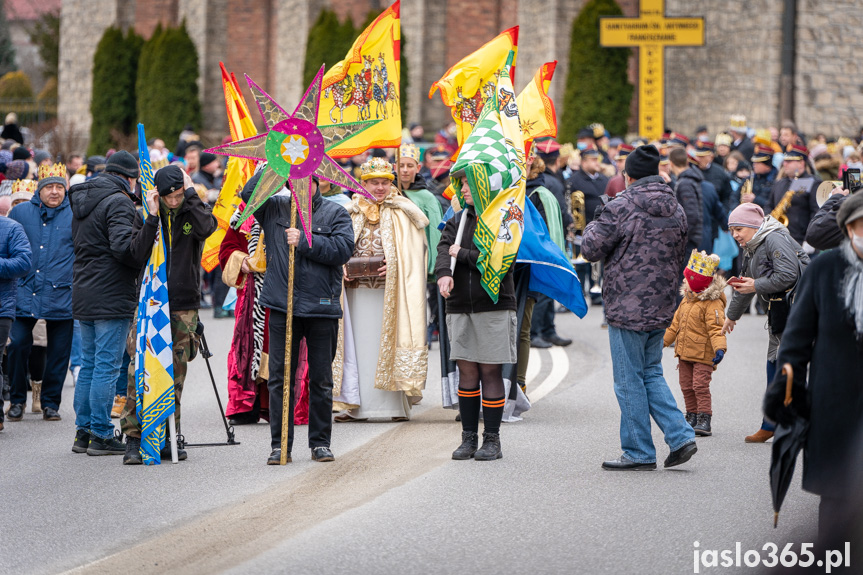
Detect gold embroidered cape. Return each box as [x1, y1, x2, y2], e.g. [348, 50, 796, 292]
[332, 187, 429, 407]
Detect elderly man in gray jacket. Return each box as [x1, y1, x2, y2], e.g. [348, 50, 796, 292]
[722, 202, 809, 443]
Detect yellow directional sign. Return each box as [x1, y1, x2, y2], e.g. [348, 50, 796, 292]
[599, 0, 704, 141]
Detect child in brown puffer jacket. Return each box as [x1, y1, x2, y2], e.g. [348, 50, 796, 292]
[664, 251, 727, 436]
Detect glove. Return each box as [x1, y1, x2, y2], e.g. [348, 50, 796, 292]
[712, 349, 725, 365]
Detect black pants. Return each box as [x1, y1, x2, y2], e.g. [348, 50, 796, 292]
[530, 294, 556, 339]
[0, 318, 11, 420]
[267, 310, 338, 451]
[7, 317, 73, 410]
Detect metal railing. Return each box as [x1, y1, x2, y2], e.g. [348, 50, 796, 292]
[0, 98, 58, 127]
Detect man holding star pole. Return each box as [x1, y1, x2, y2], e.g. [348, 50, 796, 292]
[207, 66, 376, 465]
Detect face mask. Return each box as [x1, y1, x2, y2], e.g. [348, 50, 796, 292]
[577, 142, 588, 151]
[852, 231, 863, 254]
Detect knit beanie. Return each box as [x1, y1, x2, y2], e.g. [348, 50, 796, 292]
[105, 150, 140, 179]
[837, 192, 863, 236]
[728, 203, 764, 229]
[683, 250, 720, 293]
[12, 146, 31, 160]
[199, 152, 218, 168]
[624, 145, 660, 180]
[154, 165, 185, 196]
[5, 159, 28, 180]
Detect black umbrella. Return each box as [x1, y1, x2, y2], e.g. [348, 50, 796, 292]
[768, 364, 810, 528]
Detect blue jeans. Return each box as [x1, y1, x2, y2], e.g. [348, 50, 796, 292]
[762, 360, 777, 432]
[70, 319, 82, 369]
[73, 318, 130, 439]
[608, 326, 696, 463]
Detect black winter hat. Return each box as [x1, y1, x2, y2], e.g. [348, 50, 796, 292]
[837, 192, 863, 236]
[105, 150, 140, 179]
[199, 152, 218, 167]
[12, 146, 31, 160]
[154, 165, 186, 196]
[624, 145, 660, 180]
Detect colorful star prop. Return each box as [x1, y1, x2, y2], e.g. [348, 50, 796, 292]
[205, 65, 378, 246]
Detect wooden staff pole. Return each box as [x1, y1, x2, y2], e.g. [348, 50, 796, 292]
[280, 199, 298, 465]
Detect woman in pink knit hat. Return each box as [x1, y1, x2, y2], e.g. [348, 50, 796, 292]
[721, 203, 809, 442]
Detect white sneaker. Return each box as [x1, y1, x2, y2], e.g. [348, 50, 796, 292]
[71, 366, 80, 386]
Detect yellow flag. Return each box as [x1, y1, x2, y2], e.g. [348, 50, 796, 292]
[319, 1, 401, 157]
[429, 26, 518, 147]
[516, 61, 557, 147]
[201, 64, 258, 272]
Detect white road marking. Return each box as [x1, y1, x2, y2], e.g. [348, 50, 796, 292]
[528, 346, 569, 402]
[526, 348, 541, 382]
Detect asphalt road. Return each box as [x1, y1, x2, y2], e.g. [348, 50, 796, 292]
[0, 302, 821, 575]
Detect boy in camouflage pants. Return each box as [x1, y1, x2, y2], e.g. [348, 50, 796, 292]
[120, 310, 199, 462]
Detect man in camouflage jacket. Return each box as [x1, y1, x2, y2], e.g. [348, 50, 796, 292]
[581, 145, 698, 471]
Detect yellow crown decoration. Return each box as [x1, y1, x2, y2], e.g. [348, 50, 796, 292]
[11, 178, 37, 195]
[360, 157, 395, 181]
[686, 250, 720, 277]
[399, 144, 421, 164]
[559, 143, 575, 159]
[715, 133, 733, 147]
[590, 123, 606, 139]
[38, 162, 67, 181]
[729, 114, 747, 131]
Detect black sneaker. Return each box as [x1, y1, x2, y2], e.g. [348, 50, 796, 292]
[124, 437, 142, 465]
[311, 446, 335, 462]
[544, 334, 573, 347]
[452, 431, 479, 460]
[530, 336, 552, 349]
[87, 434, 125, 456]
[267, 449, 291, 465]
[664, 441, 698, 468]
[6, 403, 24, 421]
[72, 429, 90, 453]
[159, 444, 187, 461]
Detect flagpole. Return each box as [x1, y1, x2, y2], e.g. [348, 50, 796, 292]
[280, 199, 297, 465]
[168, 417, 179, 463]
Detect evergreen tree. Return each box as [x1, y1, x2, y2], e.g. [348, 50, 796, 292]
[560, 0, 632, 141]
[138, 22, 200, 145]
[88, 27, 143, 155]
[136, 24, 164, 140]
[304, 9, 340, 87]
[25, 9, 60, 80]
[0, 70, 32, 99]
[0, 0, 15, 76]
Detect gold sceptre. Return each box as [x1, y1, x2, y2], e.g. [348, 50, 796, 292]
[281, 199, 297, 465]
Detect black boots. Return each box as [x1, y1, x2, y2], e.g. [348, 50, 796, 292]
[72, 429, 90, 453]
[124, 437, 142, 465]
[694, 413, 712, 436]
[87, 434, 125, 456]
[685, 412, 696, 427]
[451, 431, 479, 460]
[474, 432, 502, 461]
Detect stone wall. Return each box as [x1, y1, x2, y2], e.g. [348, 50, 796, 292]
[57, 0, 120, 141]
[795, 0, 863, 137]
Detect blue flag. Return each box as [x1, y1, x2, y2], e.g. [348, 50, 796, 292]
[440, 202, 587, 317]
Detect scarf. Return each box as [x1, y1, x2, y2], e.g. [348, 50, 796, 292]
[841, 241, 863, 342]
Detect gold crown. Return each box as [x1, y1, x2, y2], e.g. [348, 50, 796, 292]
[590, 123, 605, 139]
[559, 143, 575, 159]
[38, 162, 67, 181]
[399, 144, 421, 164]
[729, 114, 747, 131]
[715, 133, 732, 147]
[686, 250, 720, 277]
[360, 157, 394, 181]
[11, 178, 37, 195]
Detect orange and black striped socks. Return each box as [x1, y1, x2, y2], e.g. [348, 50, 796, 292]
[481, 396, 505, 435]
[457, 388, 481, 433]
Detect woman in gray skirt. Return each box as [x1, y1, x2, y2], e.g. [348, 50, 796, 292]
[435, 181, 518, 461]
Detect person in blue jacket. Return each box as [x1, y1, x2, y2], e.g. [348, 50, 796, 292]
[6, 164, 75, 423]
[0, 213, 31, 430]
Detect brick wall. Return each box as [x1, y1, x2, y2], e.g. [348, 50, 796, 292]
[134, 0, 178, 38]
[331, 0, 376, 27]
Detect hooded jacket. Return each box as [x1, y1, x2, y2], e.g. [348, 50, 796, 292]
[581, 175, 688, 331]
[664, 276, 727, 365]
[673, 167, 704, 250]
[0, 216, 31, 319]
[131, 187, 217, 311]
[726, 216, 809, 360]
[68, 173, 152, 320]
[8, 192, 74, 320]
[241, 176, 354, 318]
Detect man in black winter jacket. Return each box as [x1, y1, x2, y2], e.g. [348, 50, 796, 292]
[120, 165, 218, 464]
[669, 149, 704, 254]
[240, 173, 354, 465]
[69, 150, 152, 456]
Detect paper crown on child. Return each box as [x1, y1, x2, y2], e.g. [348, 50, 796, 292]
[399, 144, 421, 164]
[684, 250, 720, 293]
[12, 178, 37, 195]
[360, 157, 395, 181]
